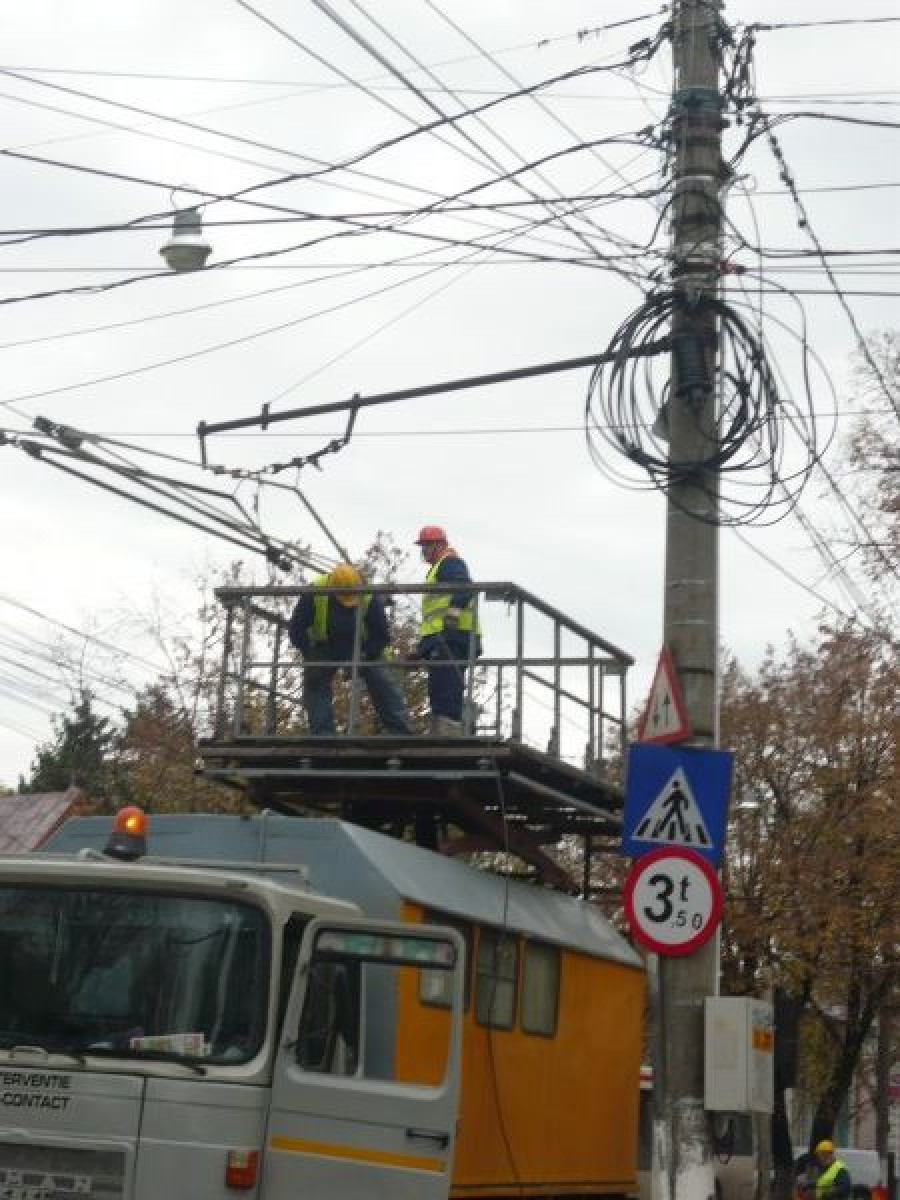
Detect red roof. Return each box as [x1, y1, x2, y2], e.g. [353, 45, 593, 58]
[0, 788, 84, 854]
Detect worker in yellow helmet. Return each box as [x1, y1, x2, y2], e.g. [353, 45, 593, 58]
[797, 1142, 852, 1200]
[812, 1142, 851, 1200]
[288, 563, 412, 736]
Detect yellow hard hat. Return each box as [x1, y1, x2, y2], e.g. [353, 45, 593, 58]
[328, 563, 362, 606]
[815, 1141, 835, 1158]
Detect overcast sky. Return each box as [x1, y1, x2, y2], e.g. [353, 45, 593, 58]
[1, 0, 897, 788]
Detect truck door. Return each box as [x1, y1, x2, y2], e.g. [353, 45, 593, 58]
[263, 917, 464, 1200]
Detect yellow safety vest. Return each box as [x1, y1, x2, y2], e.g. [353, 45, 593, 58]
[420, 551, 481, 638]
[816, 1161, 848, 1199]
[309, 573, 370, 645]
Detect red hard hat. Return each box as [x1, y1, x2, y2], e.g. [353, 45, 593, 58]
[415, 524, 447, 545]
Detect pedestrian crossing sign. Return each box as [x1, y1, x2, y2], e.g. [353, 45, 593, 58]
[622, 743, 734, 865]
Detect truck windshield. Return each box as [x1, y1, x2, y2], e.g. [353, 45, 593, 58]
[0, 885, 270, 1065]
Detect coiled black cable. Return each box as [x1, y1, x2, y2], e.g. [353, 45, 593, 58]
[584, 288, 820, 526]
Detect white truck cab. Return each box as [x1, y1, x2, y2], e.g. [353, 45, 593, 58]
[0, 825, 464, 1199]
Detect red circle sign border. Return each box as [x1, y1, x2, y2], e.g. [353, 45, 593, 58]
[623, 846, 724, 956]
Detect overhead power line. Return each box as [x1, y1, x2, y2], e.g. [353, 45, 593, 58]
[0, 685, 59, 718]
[3, 423, 329, 574]
[0, 635, 133, 700]
[781, 111, 900, 131]
[19, 404, 882, 444]
[0, 261, 380, 350]
[2, 178, 898, 252]
[0, 124, 656, 312]
[0, 714, 42, 742]
[0, 595, 165, 672]
[6, 69, 899, 106]
[0, 64, 469, 212]
[751, 16, 900, 30]
[0, 53, 661, 272]
[0, 78, 648, 270]
[730, 530, 859, 623]
[0, 190, 659, 243]
[425, 0, 666, 214]
[755, 115, 900, 424]
[0, 191, 653, 412]
[0, 12, 667, 89]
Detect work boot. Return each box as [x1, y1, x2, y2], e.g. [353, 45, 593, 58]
[434, 716, 462, 737]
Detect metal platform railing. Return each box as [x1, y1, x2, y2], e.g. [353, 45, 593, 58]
[210, 581, 632, 773]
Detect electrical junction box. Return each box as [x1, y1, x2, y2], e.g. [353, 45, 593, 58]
[704, 996, 774, 1113]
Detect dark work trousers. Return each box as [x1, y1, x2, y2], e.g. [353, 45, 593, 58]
[304, 659, 412, 735]
[424, 635, 472, 722]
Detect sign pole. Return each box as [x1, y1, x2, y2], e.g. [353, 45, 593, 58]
[656, 0, 726, 1196]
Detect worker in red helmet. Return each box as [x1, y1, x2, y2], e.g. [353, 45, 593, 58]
[414, 526, 481, 735]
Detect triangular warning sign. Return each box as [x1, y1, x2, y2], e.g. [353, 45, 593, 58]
[637, 647, 691, 744]
[633, 767, 712, 849]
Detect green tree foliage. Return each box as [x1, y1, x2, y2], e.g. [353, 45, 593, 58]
[720, 621, 898, 1171]
[19, 691, 118, 803]
[118, 684, 242, 814]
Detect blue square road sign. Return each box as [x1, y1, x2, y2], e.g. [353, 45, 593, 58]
[622, 743, 734, 866]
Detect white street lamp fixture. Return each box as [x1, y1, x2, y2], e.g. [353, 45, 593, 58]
[159, 204, 212, 272]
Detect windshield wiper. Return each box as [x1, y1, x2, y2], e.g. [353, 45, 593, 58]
[83, 1044, 207, 1075]
[0, 1035, 86, 1065]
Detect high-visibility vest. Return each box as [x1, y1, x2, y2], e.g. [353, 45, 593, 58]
[309, 573, 370, 645]
[816, 1161, 848, 1199]
[420, 551, 481, 638]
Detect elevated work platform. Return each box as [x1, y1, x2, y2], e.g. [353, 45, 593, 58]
[199, 735, 622, 891]
[198, 581, 633, 892]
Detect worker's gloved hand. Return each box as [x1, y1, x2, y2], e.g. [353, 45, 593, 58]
[443, 607, 462, 633]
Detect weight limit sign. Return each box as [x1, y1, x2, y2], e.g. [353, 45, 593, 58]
[623, 847, 724, 956]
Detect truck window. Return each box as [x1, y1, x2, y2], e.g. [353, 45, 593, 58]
[294, 926, 458, 1087]
[419, 909, 473, 1010]
[295, 960, 360, 1076]
[0, 884, 270, 1064]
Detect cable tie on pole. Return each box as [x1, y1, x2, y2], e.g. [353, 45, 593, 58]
[260, 402, 270, 431]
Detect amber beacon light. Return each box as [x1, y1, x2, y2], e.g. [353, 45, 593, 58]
[104, 806, 149, 861]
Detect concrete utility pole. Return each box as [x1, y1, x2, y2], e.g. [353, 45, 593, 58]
[655, 2, 726, 1199]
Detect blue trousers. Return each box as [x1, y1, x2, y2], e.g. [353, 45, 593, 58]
[421, 635, 472, 722]
[304, 661, 412, 735]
